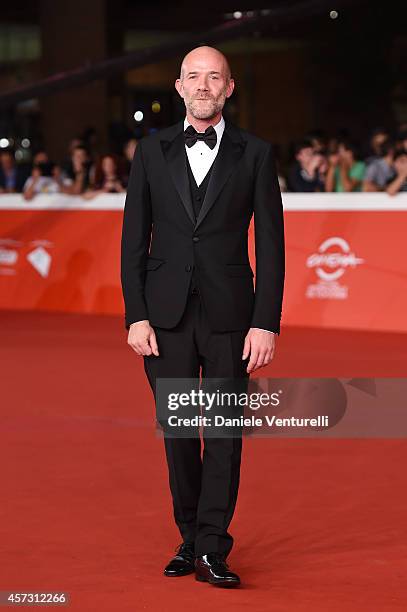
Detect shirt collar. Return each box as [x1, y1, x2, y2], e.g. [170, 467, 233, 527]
[184, 115, 225, 141]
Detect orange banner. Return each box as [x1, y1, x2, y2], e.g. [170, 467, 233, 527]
[0, 208, 123, 315]
[1, 194, 406, 332]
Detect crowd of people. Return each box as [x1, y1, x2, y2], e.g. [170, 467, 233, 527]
[0, 137, 137, 200]
[280, 126, 407, 195]
[1, 125, 407, 199]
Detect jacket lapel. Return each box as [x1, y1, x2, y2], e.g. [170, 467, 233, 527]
[160, 119, 246, 229]
[160, 122, 195, 226]
[195, 121, 246, 230]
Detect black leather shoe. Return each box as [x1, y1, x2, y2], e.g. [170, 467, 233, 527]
[195, 553, 241, 587]
[164, 542, 195, 577]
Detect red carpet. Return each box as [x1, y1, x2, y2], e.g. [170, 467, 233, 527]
[1, 310, 406, 611]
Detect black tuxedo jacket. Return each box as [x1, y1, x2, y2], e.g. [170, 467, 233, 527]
[121, 119, 285, 334]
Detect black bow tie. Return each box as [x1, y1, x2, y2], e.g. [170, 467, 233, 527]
[184, 125, 217, 150]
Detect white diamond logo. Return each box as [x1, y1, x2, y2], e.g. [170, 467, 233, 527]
[26, 246, 51, 277]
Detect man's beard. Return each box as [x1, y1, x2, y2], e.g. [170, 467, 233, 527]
[186, 94, 225, 120]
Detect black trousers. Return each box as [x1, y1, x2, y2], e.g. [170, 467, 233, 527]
[144, 288, 249, 558]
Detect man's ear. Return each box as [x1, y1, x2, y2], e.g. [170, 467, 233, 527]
[226, 78, 235, 99]
[175, 78, 183, 98]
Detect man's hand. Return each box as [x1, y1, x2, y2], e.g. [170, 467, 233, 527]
[242, 328, 276, 373]
[328, 152, 339, 167]
[127, 320, 159, 356]
[394, 157, 407, 178]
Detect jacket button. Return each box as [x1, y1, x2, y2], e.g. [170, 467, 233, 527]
[185, 265, 192, 272]
[193, 236, 200, 242]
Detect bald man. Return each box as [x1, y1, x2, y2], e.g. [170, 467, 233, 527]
[121, 46, 285, 588]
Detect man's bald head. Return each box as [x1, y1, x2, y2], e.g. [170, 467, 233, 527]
[175, 45, 234, 122]
[180, 46, 231, 82]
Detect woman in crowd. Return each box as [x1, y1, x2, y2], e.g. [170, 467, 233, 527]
[61, 145, 94, 195]
[325, 140, 366, 192]
[363, 141, 395, 192]
[23, 161, 62, 200]
[385, 149, 407, 196]
[82, 154, 125, 200]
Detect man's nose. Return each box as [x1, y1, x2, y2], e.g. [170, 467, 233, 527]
[196, 78, 209, 89]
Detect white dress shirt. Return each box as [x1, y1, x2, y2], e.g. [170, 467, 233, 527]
[184, 115, 225, 186]
[183, 116, 274, 336]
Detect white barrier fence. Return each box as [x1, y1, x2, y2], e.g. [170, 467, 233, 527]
[0, 192, 407, 211]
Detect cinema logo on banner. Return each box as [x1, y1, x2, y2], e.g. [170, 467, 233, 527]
[305, 236, 364, 300]
[0, 238, 53, 278]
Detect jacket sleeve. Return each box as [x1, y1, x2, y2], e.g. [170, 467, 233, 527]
[250, 143, 285, 335]
[120, 140, 152, 330]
